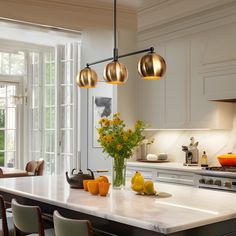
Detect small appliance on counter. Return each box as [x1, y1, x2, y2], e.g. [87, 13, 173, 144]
[182, 137, 199, 166]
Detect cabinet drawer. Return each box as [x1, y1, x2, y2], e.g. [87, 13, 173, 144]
[126, 168, 154, 180]
[156, 171, 194, 186]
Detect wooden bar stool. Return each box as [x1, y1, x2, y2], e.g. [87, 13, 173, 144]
[11, 199, 54, 236]
[0, 195, 14, 236]
[53, 211, 93, 236]
[25, 159, 44, 176]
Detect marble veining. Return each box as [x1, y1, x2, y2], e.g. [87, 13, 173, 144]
[0, 176, 236, 234]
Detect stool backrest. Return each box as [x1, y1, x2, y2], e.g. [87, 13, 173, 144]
[11, 199, 45, 236]
[25, 159, 44, 176]
[53, 210, 93, 236]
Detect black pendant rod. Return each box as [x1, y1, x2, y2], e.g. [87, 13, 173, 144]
[86, 47, 154, 67]
[85, 0, 155, 68]
[113, 0, 118, 61]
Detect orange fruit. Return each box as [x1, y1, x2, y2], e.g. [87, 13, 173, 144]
[98, 182, 110, 197]
[96, 176, 109, 183]
[87, 180, 99, 195]
[83, 180, 90, 191]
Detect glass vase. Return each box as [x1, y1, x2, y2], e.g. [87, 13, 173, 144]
[112, 157, 126, 189]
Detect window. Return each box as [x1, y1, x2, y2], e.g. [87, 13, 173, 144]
[0, 51, 24, 75]
[0, 83, 17, 167]
[0, 51, 24, 167]
[0, 23, 80, 174]
[28, 44, 79, 175]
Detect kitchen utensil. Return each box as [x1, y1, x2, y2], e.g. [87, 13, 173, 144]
[66, 169, 94, 189]
[217, 153, 236, 166]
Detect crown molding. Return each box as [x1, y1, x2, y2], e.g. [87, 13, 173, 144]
[6, 0, 138, 14]
[0, 0, 137, 31]
[138, 1, 236, 46]
[138, 0, 235, 31]
[138, 0, 180, 13]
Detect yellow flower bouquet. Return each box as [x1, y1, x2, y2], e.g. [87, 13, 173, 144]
[97, 113, 146, 189]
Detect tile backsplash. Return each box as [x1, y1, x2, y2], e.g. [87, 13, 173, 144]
[138, 104, 236, 166]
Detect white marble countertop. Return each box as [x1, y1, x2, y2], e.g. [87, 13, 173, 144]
[127, 161, 202, 172]
[0, 175, 236, 234]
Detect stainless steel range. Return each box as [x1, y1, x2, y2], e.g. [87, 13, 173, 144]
[195, 167, 236, 192]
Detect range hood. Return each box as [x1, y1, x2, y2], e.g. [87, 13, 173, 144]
[203, 72, 236, 102]
[200, 23, 236, 103]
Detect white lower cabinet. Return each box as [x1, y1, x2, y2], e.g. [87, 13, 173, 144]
[126, 166, 156, 180]
[156, 169, 195, 186]
[127, 166, 195, 186]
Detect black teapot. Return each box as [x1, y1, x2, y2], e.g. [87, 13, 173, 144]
[66, 169, 94, 189]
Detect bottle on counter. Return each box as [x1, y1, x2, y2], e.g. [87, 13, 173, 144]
[200, 151, 208, 167]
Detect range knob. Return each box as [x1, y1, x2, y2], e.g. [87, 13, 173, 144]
[214, 180, 222, 186]
[206, 179, 214, 185]
[199, 178, 205, 184]
[224, 182, 232, 188]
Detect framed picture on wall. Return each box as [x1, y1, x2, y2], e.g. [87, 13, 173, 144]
[93, 96, 112, 148]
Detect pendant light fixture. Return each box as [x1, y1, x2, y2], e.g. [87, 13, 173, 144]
[76, 0, 166, 88]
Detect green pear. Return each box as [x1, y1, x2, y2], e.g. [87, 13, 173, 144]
[143, 180, 156, 195]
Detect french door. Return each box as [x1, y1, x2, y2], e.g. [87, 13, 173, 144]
[0, 77, 22, 167]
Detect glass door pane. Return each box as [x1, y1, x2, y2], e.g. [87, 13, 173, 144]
[0, 83, 18, 167]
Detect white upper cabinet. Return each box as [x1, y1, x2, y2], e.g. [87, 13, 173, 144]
[136, 1, 236, 130]
[164, 39, 189, 128]
[189, 33, 233, 129]
[137, 24, 234, 129]
[201, 23, 236, 101]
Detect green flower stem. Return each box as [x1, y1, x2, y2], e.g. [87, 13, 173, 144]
[112, 158, 126, 189]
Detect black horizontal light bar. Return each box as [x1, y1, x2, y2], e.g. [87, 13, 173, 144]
[86, 47, 154, 67]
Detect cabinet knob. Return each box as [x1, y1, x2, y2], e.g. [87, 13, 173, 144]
[199, 178, 205, 184]
[206, 179, 213, 185]
[214, 180, 222, 186]
[224, 182, 232, 188]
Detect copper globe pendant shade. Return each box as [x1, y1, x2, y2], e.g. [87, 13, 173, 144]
[76, 67, 98, 88]
[103, 61, 128, 84]
[138, 52, 166, 80]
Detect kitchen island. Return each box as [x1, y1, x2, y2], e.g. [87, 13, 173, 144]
[0, 175, 236, 236]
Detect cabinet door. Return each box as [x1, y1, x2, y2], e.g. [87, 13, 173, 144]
[137, 44, 165, 128]
[156, 170, 195, 186]
[164, 39, 189, 128]
[137, 40, 189, 129]
[126, 167, 155, 180]
[189, 33, 233, 129]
